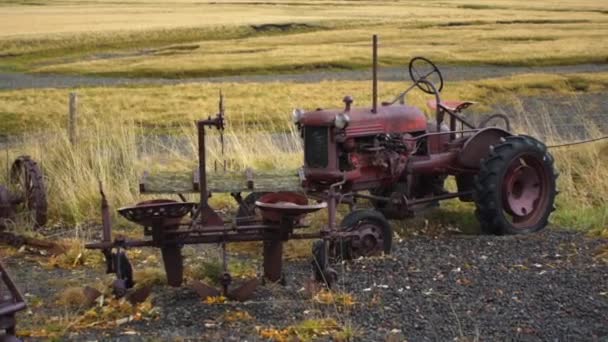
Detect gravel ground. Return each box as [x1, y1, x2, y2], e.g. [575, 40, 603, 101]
[7, 228, 605, 341]
[2, 64, 608, 90]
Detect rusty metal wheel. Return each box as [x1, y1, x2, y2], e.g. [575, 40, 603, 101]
[474, 135, 557, 235]
[332, 209, 392, 260]
[9, 156, 47, 227]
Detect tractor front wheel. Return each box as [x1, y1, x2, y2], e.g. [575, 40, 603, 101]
[474, 135, 557, 235]
[332, 209, 393, 260]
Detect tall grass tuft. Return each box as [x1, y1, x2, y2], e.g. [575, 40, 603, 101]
[9, 119, 141, 225]
[6, 116, 303, 226]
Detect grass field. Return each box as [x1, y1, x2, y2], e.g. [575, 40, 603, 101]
[0, 0, 607, 77]
[1, 71, 607, 135]
[3, 73, 606, 236]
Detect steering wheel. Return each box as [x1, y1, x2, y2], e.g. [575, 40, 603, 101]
[408, 57, 444, 94]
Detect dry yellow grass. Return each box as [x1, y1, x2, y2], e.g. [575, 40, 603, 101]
[1, 72, 607, 135]
[2, 0, 605, 38]
[2, 71, 606, 234]
[1, 0, 607, 75]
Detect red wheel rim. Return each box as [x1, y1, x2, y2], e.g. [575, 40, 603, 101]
[502, 154, 550, 229]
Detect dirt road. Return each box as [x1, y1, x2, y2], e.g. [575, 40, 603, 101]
[2, 64, 608, 90]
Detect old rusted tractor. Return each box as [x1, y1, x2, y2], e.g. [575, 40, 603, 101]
[299, 36, 557, 278]
[85, 35, 556, 298]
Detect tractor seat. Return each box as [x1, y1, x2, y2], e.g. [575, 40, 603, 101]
[427, 100, 476, 113]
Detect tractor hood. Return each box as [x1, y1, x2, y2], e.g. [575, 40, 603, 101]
[299, 104, 427, 136]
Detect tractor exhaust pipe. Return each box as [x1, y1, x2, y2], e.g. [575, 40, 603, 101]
[372, 34, 378, 114]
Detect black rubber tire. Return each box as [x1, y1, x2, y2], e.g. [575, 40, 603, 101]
[236, 192, 269, 218]
[473, 135, 557, 235]
[335, 209, 393, 260]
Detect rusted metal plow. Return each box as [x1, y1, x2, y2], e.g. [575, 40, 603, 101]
[0, 263, 26, 341]
[86, 99, 334, 301]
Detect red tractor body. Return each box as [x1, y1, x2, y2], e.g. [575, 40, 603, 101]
[296, 36, 557, 244]
[301, 104, 429, 189]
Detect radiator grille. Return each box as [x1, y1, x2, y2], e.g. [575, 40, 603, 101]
[304, 126, 328, 168]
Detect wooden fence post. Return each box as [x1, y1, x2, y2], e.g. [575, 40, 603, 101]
[68, 92, 78, 145]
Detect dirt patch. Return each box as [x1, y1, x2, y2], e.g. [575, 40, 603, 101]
[496, 19, 590, 25]
[437, 19, 590, 28]
[160, 44, 199, 51]
[438, 20, 489, 27]
[488, 36, 558, 42]
[0, 52, 23, 58]
[250, 22, 315, 32]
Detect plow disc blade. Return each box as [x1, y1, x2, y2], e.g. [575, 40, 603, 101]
[189, 278, 259, 302]
[82, 286, 102, 307]
[227, 278, 260, 302]
[190, 280, 220, 299]
[126, 286, 152, 305]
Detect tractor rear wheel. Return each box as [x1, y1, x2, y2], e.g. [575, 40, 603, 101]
[474, 135, 557, 235]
